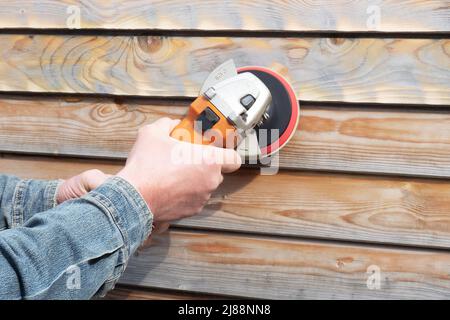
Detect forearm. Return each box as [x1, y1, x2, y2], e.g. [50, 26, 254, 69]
[0, 177, 152, 300]
[0, 174, 62, 229]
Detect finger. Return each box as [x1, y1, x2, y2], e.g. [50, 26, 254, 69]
[216, 148, 242, 173]
[140, 223, 170, 249]
[140, 236, 153, 249]
[152, 117, 181, 135]
[153, 222, 170, 234]
[82, 169, 109, 191]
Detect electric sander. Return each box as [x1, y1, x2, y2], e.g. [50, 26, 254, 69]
[170, 59, 299, 159]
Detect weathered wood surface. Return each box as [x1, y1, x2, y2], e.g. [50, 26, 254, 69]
[2, 95, 450, 177]
[106, 286, 221, 300]
[0, 1, 449, 32]
[0, 36, 449, 105]
[2, 154, 450, 249]
[0, 154, 122, 179]
[119, 230, 450, 299]
[0, 1, 448, 300]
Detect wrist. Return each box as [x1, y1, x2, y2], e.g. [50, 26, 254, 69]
[55, 179, 66, 205]
[87, 176, 154, 251]
[116, 169, 154, 218]
[116, 169, 140, 196]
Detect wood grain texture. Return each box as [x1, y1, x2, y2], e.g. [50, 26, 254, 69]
[2, 95, 450, 177]
[2, 154, 450, 249]
[0, 154, 123, 179]
[0, 0, 449, 32]
[106, 286, 221, 300]
[0, 35, 449, 105]
[120, 230, 450, 299]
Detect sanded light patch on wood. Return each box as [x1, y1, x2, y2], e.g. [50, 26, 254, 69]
[0, 35, 449, 105]
[1, 96, 450, 177]
[2, 154, 450, 249]
[120, 230, 450, 299]
[106, 286, 221, 300]
[0, 0, 448, 32]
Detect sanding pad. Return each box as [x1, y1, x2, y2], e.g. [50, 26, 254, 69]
[238, 66, 300, 157]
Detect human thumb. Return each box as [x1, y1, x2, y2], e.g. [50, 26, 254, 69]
[151, 117, 181, 136]
[218, 148, 242, 173]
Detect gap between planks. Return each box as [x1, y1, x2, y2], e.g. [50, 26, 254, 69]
[105, 284, 231, 300]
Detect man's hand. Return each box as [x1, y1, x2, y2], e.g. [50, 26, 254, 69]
[56, 169, 170, 247]
[56, 169, 111, 204]
[140, 222, 170, 248]
[117, 117, 242, 223]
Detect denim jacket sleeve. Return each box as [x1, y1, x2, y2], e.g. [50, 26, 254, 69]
[0, 175, 63, 230]
[0, 176, 153, 300]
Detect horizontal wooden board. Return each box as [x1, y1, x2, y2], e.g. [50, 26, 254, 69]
[2, 154, 450, 249]
[0, 154, 123, 179]
[106, 286, 222, 300]
[0, 1, 449, 32]
[120, 230, 450, 299]
[1, 95, 450, 177]
[0, 35, 449, 105]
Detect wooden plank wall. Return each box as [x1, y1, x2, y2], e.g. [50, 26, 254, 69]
[0, 1, 449, 299]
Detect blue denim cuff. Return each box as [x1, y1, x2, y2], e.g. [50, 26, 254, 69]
[84, 176, 153, 259]
[44, 179, 64, 210]
[12, 179, 63, 228]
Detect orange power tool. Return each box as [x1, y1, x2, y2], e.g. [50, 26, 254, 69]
[170, 60, 299, 159]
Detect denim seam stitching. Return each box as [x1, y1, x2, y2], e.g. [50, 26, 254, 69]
[43, 180, 63, 211]
[110, 177, 153, 242]
[23, 245, 122, 299]
[11, 179, 28, 228]
[113, 181, 150, 242]
[83, 192, 130, 261]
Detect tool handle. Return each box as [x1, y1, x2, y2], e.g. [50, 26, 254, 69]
[170, 96, 236, 148]
[170, 116, 201, 144]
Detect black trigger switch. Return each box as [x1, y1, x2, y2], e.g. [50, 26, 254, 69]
[240, 94, 255, 110]
[197, 107, 220, 133]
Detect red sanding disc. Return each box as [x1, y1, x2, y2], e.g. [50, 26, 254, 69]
[237, 66, 300, 157]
